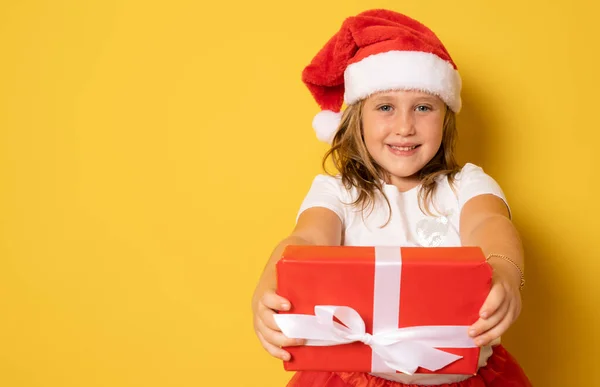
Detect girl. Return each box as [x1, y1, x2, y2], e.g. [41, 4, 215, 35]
[252, 8, 532, 387]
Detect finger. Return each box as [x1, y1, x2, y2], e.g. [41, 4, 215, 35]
[469, 297, 509, 338]
[259, 304, 287, 332]
[479, 281, 506, 319]
[261, 290, 291, 312]
[473, 308, 515, 346]
[257, 317, 305, 347]
[257, 331, 291, 361]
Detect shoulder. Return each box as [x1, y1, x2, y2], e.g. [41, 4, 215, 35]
[453, 163, 501, 188]
[311, 173, 344, 184]
[306, 174, 347, 195]
[451, 163, 508, 209]
[297, 174, 351, 224]
[455, 163, 490, 181]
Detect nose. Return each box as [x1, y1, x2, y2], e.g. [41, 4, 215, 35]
[393, 110, 416, 136]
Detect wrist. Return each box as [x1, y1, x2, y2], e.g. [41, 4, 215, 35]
[486, 253, 525, 291]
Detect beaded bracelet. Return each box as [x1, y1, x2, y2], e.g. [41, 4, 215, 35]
[486, 253, 526, 291]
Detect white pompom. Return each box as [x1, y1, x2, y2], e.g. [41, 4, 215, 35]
[312, 110, 342, 144]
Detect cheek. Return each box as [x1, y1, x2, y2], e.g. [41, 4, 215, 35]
[423, 118, 444, 145]
[361, 127, 376, 154]
[361, 122, 381, 157]
[362, 118, 388, 143]
[433, 128, 444, 145]
[363, 126, 387, 155]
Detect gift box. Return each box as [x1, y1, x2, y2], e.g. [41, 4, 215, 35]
[274, 246, 492, 375]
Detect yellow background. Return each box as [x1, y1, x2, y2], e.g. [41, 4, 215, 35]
[0, 1, 598, 386]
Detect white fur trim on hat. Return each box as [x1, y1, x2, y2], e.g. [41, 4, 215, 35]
[312, 110, 342, 144]
[343, 51, 462, 112]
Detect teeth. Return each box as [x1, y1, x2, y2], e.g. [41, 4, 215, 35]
[390, 145, 417, 151]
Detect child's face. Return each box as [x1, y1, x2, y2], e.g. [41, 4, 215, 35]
[361, 89, 446, 191]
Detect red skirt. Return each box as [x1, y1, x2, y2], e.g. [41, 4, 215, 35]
[286, 345, 532, 387]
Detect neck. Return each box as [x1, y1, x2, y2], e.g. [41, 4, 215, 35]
[385, 174, 421, 192]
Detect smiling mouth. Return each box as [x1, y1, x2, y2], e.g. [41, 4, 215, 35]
[388, 144, 420, 151]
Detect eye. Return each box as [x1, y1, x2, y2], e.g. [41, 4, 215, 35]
[377, 104, 393, 112]
[415, 105, 432, 112]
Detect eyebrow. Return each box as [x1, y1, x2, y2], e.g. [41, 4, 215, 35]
[415, 94, 439, 103]
[370, 95, 395, 104]
[371, 92, 441, 105]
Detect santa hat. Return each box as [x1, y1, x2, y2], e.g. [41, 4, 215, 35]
[303, 9, 462, 144]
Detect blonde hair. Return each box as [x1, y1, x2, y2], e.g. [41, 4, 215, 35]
[322, 99, 461, 225]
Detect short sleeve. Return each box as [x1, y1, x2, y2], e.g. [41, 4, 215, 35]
[456, 163, 511, 217]
[296, 174, 347, 225]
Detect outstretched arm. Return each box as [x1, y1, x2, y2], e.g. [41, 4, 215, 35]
[251, 207, 342, 360]
[459, 194, 525, 346]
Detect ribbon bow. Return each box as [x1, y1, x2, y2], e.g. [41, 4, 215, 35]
[274, 305, 476, 375]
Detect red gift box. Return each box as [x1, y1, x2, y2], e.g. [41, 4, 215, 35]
[275, 246, 492, 375]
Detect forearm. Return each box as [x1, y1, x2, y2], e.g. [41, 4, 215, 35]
[463, 214, 525, 286]
[252, 235, 312, 303]
[254, 208, 343, 299]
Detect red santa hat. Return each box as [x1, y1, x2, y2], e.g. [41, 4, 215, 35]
[303, 9, 462, 144]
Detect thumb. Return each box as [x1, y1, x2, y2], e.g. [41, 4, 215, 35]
[261, 289, 291, 312]
[479, 280, 505, 319]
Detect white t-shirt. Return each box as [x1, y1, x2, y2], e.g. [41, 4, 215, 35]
[296, 163, 508, 386]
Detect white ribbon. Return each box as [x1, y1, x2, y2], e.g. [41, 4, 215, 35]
[274, 246, 477, 375]
[274, 305, 475, 375]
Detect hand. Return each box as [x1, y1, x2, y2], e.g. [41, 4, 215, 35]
[252, 288, 305, 361]
[468, 262, 522, 346]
